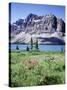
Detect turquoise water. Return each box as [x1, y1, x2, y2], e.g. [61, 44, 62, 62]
[10, 44, 65, 51]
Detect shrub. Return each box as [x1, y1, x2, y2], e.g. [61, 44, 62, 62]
[39, 74, 63, 85]
[63, 65, 65, 70]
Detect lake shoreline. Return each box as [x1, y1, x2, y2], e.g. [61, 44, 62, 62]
[9, 44, 65, 52]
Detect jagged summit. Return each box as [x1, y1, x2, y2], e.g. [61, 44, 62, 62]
[10, 13, 65, 44]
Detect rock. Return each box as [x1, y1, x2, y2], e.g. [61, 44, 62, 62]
[57, 18, 65, 33]
[10, 13, 65, 44]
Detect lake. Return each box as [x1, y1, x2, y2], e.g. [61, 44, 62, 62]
[9, 44, 65, 52]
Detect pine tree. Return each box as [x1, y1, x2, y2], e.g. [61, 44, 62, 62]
[26, 46, 29, 51]
[35, 38, 39, 50]
[31, 37, 33, 50]
[16, 45, 19, 50]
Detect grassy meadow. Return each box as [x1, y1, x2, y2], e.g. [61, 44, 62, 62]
[9, 50, 65, 87]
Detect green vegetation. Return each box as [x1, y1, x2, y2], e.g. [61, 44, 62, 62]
[10, 50, 65, 87]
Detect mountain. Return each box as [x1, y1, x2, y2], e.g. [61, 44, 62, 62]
[10, 13, 65, 44]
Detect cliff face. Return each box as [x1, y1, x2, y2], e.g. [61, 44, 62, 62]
[10, 13, 65, 44]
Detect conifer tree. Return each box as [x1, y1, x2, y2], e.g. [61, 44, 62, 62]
[26, 46, 29, 51]
[16, 45, 19, 50]
[31, 37, 33, 50]
[35, 38, 39, 50]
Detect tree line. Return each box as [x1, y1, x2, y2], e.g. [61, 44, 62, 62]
[26, 37, 39, 51]
[16, 37, 39, 51]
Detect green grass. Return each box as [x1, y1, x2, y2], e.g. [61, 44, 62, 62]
[9, 50, 65, 87]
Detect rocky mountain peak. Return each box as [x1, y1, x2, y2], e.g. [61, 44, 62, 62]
[11, 13, 65, 34]
[10, 13, 65, 44]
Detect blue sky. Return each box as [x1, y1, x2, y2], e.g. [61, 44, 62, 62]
[10, 3, 65, 24]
